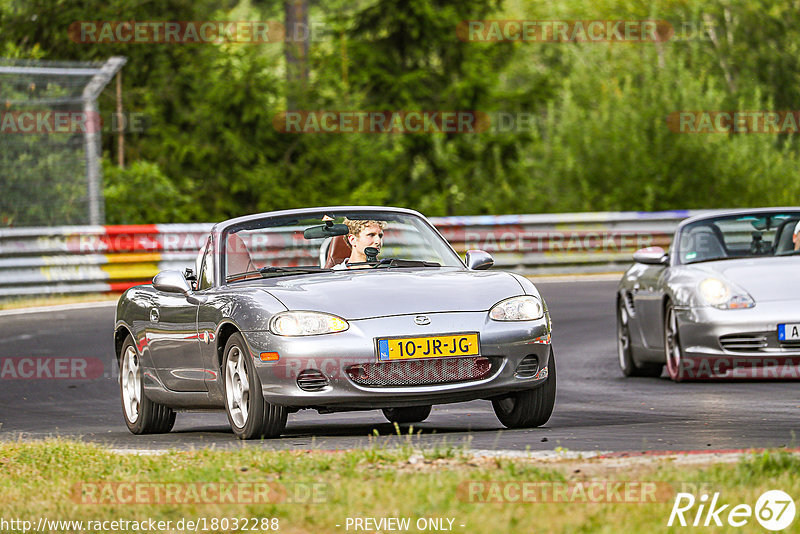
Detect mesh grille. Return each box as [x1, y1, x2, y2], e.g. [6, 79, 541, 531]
[347, 357, 493, 387]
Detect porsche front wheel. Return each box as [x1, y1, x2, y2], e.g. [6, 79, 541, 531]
[664, 302, 689, 382]
[223, 333, 287, 439]
[119, 337, 176, 434]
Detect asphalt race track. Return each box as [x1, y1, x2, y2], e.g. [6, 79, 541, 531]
[1, 280, 798, 453]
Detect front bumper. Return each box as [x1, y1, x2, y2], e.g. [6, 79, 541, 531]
[243, 311, 552, 408]
[674, 301, 800, 377]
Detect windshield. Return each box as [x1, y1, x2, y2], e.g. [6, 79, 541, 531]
[223, 210, 463, 282]
[677, 212, 800, 265]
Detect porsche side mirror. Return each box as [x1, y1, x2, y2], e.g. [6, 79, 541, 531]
[633, 247, 669, 266]
[465, 250, 494, 270]
[153, 270, 206, 304]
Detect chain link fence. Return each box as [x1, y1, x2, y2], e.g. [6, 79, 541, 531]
[0, 57, 125, 227]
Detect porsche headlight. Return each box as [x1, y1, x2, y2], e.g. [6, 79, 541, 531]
[489, 296, 544, 321]
[270, 311, 349, 336]
[699, 278, 754, 309]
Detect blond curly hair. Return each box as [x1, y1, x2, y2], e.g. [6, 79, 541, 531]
[343, 218, 387, 238]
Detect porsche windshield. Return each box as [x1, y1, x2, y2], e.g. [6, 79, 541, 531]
[223, 210, 463, 281]
[677, 212, 800, 265]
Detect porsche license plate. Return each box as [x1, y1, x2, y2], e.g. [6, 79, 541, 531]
[377, 333, 479, 361]
[778, 323, 800, 341]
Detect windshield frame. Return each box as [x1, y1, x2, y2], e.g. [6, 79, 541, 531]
[673, 209, 800, 266]
[218, 207, 466, 285]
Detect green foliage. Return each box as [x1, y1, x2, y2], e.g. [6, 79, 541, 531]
[102, 160, 194, 224]
[2, 0, 800, 224]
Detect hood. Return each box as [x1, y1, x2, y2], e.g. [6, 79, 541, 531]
[693, 257, 800, 302]
[246, 268, 525, 319]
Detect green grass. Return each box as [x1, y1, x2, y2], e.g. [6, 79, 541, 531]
[1, 441, 798, 533]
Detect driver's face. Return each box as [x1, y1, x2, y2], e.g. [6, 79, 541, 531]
[349, 223, 384, 258]
[794, 231, 799, 250]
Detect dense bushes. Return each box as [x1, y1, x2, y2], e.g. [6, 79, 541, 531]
[1, 0, 798, 223]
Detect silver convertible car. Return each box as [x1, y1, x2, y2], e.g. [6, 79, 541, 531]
[114, 207, 555, 439]
[617, 207, 800, 381]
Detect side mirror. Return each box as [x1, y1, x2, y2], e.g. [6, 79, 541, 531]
[153, 270, 205, 304]
[633, 246, 669, 266]
[465, 250, 494, 270]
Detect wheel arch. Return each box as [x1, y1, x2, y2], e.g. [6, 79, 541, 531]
[114, 325, 134, 363]
[216, 322, 242, 370]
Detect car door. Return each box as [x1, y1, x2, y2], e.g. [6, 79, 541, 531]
[631, 264, 668, 349]
[147, 290, 204, 392]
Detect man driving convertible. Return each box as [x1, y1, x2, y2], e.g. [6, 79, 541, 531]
[332, 218, 387, 269]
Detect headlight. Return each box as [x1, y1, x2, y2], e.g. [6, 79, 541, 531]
[489, 296, 544, 321]
[698, 278, 754, 309]
[270, 311, 349, 336]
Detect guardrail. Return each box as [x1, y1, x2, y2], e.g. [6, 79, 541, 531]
[0, 210, 707, 298]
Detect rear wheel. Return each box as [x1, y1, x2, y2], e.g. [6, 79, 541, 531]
[382, 405, 432, 424]
[664, 302, 689, 382]
[223, 333, 287, 439]
[119, 337, 176, 434]
[617, 299, 663, 377]
[493, 347, 556, 428]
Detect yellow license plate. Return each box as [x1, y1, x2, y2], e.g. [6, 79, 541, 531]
[377, 333, 479, 361]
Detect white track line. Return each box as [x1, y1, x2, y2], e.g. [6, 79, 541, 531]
[0, 300, 117, 317]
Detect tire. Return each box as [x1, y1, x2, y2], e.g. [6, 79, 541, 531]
[492, 347, 556, 428]
[223, 333, 287, 439]
[382, 405, 432, 424]
[119, 337, 176, 434]
[617, 298, 663, 377]
[664, 301, 689, 382]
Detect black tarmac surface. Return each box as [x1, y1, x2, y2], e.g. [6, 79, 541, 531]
[1, 280, 798, 452]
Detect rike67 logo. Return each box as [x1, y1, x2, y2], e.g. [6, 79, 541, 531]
[668, 490, 796, 531]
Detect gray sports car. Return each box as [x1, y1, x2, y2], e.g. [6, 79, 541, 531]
[617, 207, 800, 381]
[115, 206, 555, 439]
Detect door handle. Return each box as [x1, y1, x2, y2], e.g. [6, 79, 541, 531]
[150, 308, 160, 322]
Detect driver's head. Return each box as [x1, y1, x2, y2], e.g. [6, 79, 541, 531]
[344, 219, 386, 262]
[793, 221, 800, 250]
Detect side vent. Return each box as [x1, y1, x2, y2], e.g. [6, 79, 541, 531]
[297, 369, 329, 391]
[515, 355, 539, 379]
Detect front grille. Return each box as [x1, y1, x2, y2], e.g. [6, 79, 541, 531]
[297, 369, 329, 391]
[346, 356, 493, 387]
[515, 355, 539, 378]
[719, 334, 768, 352]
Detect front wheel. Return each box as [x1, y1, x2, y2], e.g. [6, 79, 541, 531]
[493, 347, 556, 428]
[223, 333, 287, 439]
[664, 302, 689, 382]
[383, 405, 431, 424]
[119, 337, 176, 434]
